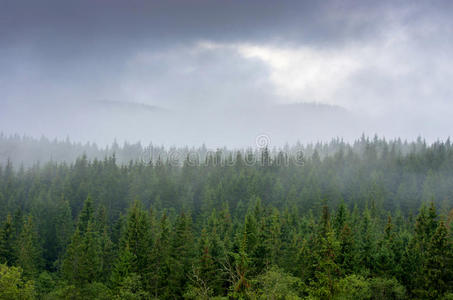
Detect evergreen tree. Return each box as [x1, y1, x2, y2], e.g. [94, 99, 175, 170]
[110, 242, 136, 289]
[309, 205, 340, 299]
[54, 196, 73, 263]
[0, 214, 16, 265]
[77, 195, 94, 235]
[150, 213, 171, 298]
[168, 212, 195, 297]
[418, 221, 452, 298]
[61, 197, 102, 286]
[16, 216, 42, 278]
[375, 216, 396, 276]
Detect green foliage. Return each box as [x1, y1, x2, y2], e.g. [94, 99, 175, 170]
[335, 274, 371, 300]
[417, 221, 452, 299]
[61, 197, 102, 286]
[368, 277, 406, 300]
[334, 275, 406, 300]
[112, 273, 149, 300]
[0, 214, 17, 265]
[110, 243, 136, 288]
[168, 212, 195, 297]
[306, 206, 341, 299]
[49, 281, 112, 300]
[54, 196, 74, 264]
[0, 264, 35, 300]
[0, 136, 453, 298]
[251, 266, 302, 299]
[35, 271, 56, 299]
[16, 216, 42, 278]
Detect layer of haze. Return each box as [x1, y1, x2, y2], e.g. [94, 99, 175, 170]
[1, 0, 452, 147]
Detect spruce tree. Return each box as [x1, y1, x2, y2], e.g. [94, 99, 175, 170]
[16, 216, 42, 278]
[420, 221, 452, 298]
[61, 197, 102, 286]
[115, 200, 151, 289]
[110, 242, 136, 289]
[309, 205, 340, 299]
[168, 212, 195, 298]
[0, 214, 16, 265]
[54, 196, 73, 262]
[77, 195, 94, 235]
[151, 213, 171, 298]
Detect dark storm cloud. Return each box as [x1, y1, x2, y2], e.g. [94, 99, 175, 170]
[2, 0, 451, 79]
[4, 0, 448, 51]
[1, 0, 447, 96]
[2, 1, 320, 44]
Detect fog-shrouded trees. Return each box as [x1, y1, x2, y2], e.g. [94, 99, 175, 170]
[0, 136, 453, 298]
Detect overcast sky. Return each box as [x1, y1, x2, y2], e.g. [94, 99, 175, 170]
[1, 0, 452, 147]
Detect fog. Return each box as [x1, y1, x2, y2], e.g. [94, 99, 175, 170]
[1, 0, 452, 147]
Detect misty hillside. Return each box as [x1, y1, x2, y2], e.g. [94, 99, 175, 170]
[0, 99, 367, 147]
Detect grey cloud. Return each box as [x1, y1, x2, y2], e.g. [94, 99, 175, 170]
[4, 0, 448, 52]
[1, 0, 453, 146]
[120, 45, 273, 109]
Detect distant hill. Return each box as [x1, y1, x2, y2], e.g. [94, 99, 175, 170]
[92, 100, 164, 112]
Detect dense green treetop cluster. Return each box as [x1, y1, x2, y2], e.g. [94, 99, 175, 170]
[0, 135, 452, 299]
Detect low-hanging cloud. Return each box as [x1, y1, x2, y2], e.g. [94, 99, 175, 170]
[1, 0, 453, 146]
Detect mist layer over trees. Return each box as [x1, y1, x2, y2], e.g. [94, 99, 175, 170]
[0, 135, 452, 299]
[0, 133, 445, 167]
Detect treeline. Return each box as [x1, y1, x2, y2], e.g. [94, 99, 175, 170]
[0, 137, 452, 299]
[0, 133, 446, 168]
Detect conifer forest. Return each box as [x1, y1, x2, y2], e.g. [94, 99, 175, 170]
[0, 136, 452, 299]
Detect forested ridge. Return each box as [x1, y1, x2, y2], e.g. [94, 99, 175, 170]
[0, 136, 453, 299]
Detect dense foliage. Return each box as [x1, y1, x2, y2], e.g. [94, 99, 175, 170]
[0, 136, 453, 299]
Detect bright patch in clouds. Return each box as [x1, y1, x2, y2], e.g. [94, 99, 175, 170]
[125, 23, 449, 120]
[197, 28, 418, 111]
[236, 44, 360, 104]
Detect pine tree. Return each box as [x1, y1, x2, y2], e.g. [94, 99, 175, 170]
[61, 227, 82, 283]
[54, 196, 73, 262]
[375, 216, 396, 276]
[0, 214, 16, 265]
[358, 208, 376, 273]
[168, 212, 195, 298]
[77, 195, 94, 235]
[202, 210, 228, 295]
[61, 197, 102, 286]
[334, 201, 348, 237]
[99, 226, 114, 283]
[229, 225, 252, 298]
[110, 242, 136, 288]
[115, 200, 151, 289]
[309, 205, 340, 299]
[150, 213, 171, 298]
[78, 221, 102, 283]
[16, 216, 42, 278]
[188, 228, 217, 299]
[337, 222, 355, 275]
[419, 221, 452, 298]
